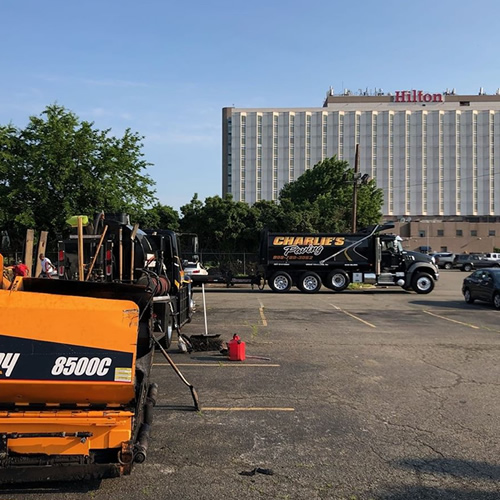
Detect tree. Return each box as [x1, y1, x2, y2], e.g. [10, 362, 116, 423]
[279, 156, 383, 232]
[180, 194, 256, 253]
[132, 203, 180, 232]
[0, 104, 157, 247]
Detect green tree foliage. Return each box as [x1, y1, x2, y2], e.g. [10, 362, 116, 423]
[132, 203, 180, 232]
[279, 156, 383, 232]
[180, 194, 257, 252]
[0, 104, 157, 246]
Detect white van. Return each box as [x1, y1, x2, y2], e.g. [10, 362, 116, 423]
[484, 253, 500, 261]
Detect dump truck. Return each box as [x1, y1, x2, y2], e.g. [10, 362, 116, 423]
[260, 223, 439, 294]
[0, 215, 195, 483]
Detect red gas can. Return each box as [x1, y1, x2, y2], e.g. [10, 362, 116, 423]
[228, 334, 246, 361]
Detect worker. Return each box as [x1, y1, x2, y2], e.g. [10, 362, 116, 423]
[12, 260, 29, 277]
[39, 253, 57, 278]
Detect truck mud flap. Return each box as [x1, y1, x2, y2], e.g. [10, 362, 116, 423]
[0, 463, 122, 484]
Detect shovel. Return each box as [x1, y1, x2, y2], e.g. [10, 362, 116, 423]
[189, 283, 222, 351]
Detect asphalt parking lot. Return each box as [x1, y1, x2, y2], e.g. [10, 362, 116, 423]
[3, 271, 500, 499]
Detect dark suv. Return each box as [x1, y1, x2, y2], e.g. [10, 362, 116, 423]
[453, 254, 500, 272]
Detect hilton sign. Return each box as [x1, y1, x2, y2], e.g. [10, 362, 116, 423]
[394, 90, 444, 103]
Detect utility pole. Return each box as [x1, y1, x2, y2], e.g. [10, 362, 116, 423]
[351, 144, 360, 233]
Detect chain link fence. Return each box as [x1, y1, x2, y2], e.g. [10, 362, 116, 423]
[186, 252, 260, 277]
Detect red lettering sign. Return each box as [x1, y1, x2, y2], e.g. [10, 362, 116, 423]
[394, 90, 444, 103]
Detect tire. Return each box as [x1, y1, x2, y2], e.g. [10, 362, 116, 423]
[326, 270, 350, 292]
[159, 312, 174, 349]
[269, 271, 292, 293]
[297, 272, 322, 293]
[464, 288, 475, 304]
[444, 262, 452, 270]
[463, 264, 473, 272]
[493, 293, 500, 310]
[411, 272, 434, 294]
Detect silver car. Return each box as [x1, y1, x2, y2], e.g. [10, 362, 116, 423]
[432, 252, 455, 270]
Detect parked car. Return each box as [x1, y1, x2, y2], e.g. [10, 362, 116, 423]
[431, 252, 456, 270]
[183, 261, 209, 285]
[462, 268, 500, 309]
[453, 254, 498, 272]
[484, 252, 500, 262]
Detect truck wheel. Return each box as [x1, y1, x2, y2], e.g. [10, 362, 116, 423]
[411, 272, 434, 294]
[444, 262, 452, 270]
[269, 271, 292, 292]
[298, 272, 322, 293]
[463, 264, 473, 272]
[159, 312, 174, 349]
[325, 270, 350, 292]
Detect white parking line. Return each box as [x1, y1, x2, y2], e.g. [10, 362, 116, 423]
[201, 407, 295, 412]
[153, 363, 280, 367]
[331, 304, 377, 328]
[423, 310, 480, 329]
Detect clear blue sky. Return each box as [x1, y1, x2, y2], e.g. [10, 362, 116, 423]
[1, 0, 500, 212]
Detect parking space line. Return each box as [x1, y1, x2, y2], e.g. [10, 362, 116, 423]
[423, 310, 480, 329]
[331, 304, 377, 328]
[201, 407, 295, 412]
[258, 299, 268, 326]
[153, 363, 280, 367]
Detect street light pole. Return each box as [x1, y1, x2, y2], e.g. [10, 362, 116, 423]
[352, 143, 360, 233]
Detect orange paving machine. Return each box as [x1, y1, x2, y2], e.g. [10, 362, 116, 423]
[0, 253, 159, 483]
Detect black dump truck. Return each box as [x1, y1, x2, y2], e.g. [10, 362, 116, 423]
[259, 223, 439, 294]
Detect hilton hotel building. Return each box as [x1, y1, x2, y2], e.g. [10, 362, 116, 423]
[222, 89, 500, 252]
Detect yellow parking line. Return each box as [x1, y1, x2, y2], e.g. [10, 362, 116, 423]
[201, 407, 295, 412]
[153, 363, 280, 367]
[331, 304, 376, 328]
[423, 310, 480, 329]
[258, 299, 268, 326]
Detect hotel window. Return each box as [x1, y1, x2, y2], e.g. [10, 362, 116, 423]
[339, 114, 344, 160]
[439, 113, 444, 214]
[437, 229, 444, 237]
[456, 229, 463, 237]
[355, 113, 360, 145]
[272, 115, 278, 200]
[257, 115, 262, 201]
[306, 114, 311, 170]
[227, 118, 232, 194]
[473, 113, 478, 214]
[489, 230, 496, 237]
[490, 112, 495, 214]
[471, 230, 478, 237]
[456, 113, 461, 214]
[289, 114, 295, 182]
[372, 113, 377, 180]
[388, 113, 394, 214]
[419, 230, 426, 238]
[422, 113, 427, 214]
[240, 115, 246, 202]
[322, 114, 327, 160]
[405, 113, 411, 213]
